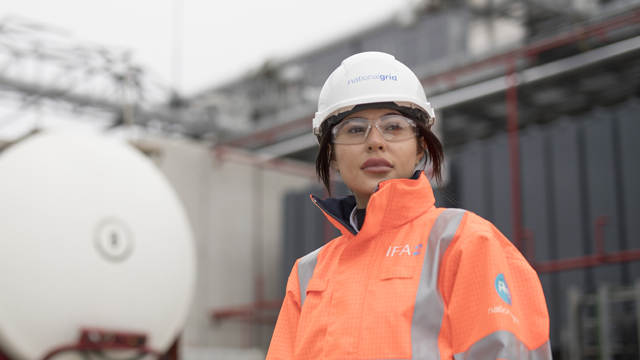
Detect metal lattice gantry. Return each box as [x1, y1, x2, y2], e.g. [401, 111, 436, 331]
[0, 16, 212, 140]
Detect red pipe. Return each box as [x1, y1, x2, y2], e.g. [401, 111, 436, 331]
[208, 9, 640, 325]
[223, 116, 312, 148]
[211, 299, 284, 321]
[166, 336, 180, 360]
[1, 331, 179, 360]
[213, 216, 637, 319]
[506, 57, 523, 251]
[421, 9, 640, 86]
[595, 214, 610, 259]
[42, 345, 161, 360]
[530, 214, 640, 273]
[212, 10, 640, 156]
[216, 10, 640, 152]
[534, 249, 640, 273]
[210, 145, 317, 179]
[40, 329, 162, 360]
[523, 228, 535, 263]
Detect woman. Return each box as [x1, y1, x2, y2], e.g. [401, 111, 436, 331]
[267, 52, 550, 360]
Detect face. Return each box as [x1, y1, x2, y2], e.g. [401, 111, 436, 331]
[331, 108, 424, 208]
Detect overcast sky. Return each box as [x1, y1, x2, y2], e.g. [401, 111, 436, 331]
[2, 0, 414, 95]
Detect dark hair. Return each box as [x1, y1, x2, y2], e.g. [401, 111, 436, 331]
[315, 112, 445, 197]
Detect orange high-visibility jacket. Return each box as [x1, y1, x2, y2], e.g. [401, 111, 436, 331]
[267, 172, 551, 360]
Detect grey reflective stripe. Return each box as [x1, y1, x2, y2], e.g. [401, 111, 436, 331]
[298, 246, 323, 307]
[412, 208, 466, 360]
[453, 331, 552, 360]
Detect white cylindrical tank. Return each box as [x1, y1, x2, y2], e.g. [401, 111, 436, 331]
[0, 132, 196, 359]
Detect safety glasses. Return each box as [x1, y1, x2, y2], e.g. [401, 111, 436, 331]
[331, 114, 418, 145]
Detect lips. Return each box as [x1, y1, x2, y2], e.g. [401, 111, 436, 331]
[361, 158, 393, 173]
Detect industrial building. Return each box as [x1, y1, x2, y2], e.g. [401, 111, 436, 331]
[193, 0, 640, 357]
[1, 0, 640, 358]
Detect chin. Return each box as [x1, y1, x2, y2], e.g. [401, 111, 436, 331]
[362, 170, 395, 179]
[351, 183, 376, 197]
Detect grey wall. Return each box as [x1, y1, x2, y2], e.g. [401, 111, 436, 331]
[452, 97, 640, 352]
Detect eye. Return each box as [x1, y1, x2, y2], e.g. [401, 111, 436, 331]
[383, 122, 405, 131]
[347, 125, 367, 134]
[380, 115, 411, 132]
[385, 123, 402, 130]
[338, 119, 369, 135]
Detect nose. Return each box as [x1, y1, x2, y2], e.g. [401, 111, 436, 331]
[365, 125, 387, 152]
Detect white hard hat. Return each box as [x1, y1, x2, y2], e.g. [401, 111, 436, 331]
[312, 51, 435, 138]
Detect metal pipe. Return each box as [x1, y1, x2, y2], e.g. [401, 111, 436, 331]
[222, 115, 312, 149]
[522, 214, 640, 273]
[523, 228, 535, 263]
[220, 10, 640, 154]
[597, 284, 612, 360]
[251, 166, 265, 347]
[210, 145, 317, 179]
[421, 9, 640, 86]
[211, 299, 284, 321]
[212, 214, 639, 319]
[531, 215, 640, 273]
[505, 57, 523, 250]
[595, 215, 610, 259]
[576, 125, 596, 290]
[0, 349, 10, 360]
[40, 329, 162, 360]
[209, 9, 640, 326]
[166, 336, 180, 360]
[612, 112, 631, 284]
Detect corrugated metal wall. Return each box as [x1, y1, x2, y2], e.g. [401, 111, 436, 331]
[281, 187, 326, 295]
[452, 97, 640, 349]
[280, 182, 352, 295]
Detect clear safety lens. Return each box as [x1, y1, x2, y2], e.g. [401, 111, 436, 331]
[332, 115, 418, 144]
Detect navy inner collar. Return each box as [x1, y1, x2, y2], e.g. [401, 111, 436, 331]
[311, 170, 424, 236]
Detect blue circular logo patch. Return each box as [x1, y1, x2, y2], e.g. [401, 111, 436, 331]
[494, 273, 512, 306]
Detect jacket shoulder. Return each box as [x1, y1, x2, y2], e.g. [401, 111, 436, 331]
[452, 210, 525, 260]
[297, 234, 344, 262]
[438, 210, 550, 356]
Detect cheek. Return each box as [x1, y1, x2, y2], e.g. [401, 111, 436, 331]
[397, 143, 421, 168]
[333, 146, 358, 172]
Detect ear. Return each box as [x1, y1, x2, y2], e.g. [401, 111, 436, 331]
[329, 145, 339, 171]
[331, 159, 339, 171]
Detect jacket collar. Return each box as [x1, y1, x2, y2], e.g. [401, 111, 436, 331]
[311, 171, 436, 237]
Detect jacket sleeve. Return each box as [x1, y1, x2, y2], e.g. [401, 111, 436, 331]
[439, 227, 551, 360]
[266, 261, 301, 360]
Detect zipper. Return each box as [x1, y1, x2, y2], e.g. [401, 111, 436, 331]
[311, 195, 358, 236]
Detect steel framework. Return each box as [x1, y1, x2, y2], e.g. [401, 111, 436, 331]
[0, 16, 211, 139]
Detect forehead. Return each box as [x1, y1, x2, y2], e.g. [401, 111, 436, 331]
[343, 108, 401, 120]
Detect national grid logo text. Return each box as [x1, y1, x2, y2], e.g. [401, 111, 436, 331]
[348, 74, 398, 85]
